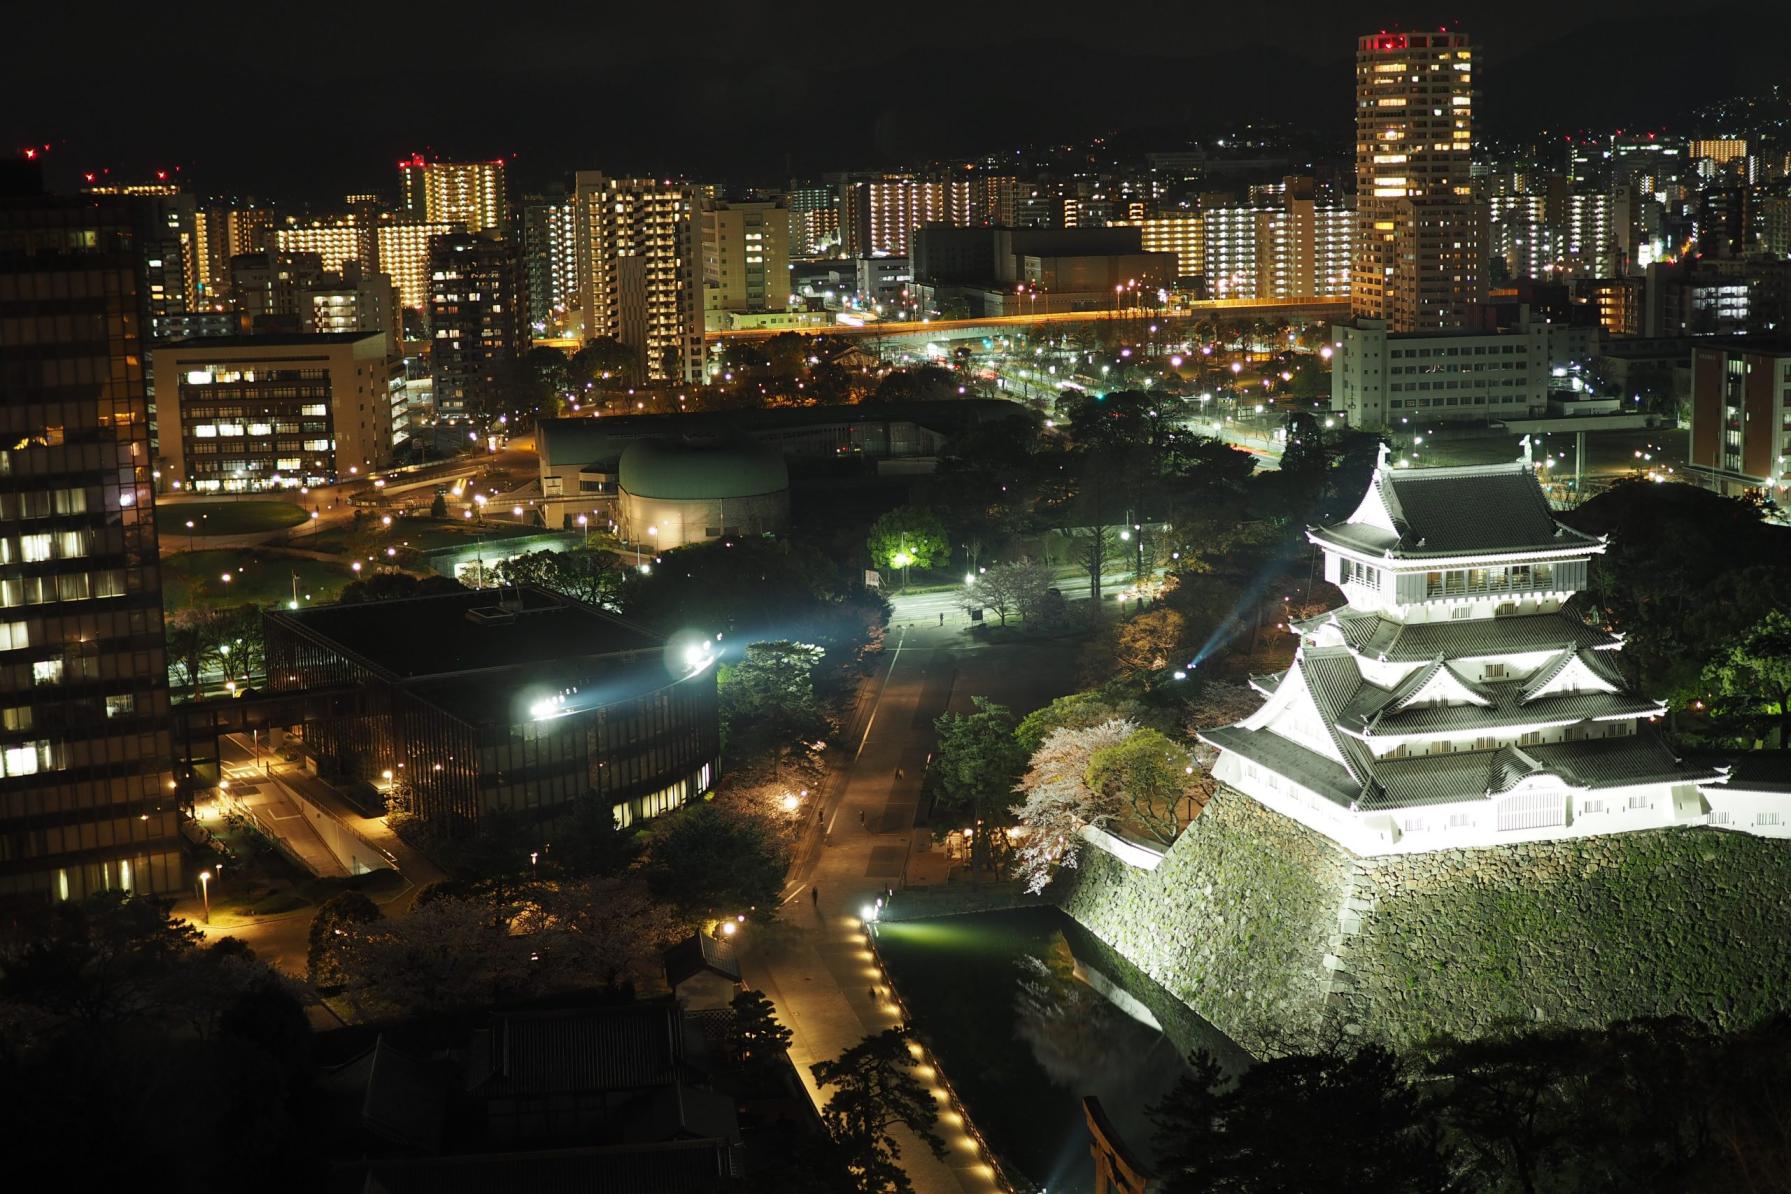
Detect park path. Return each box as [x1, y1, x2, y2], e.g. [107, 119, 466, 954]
[739, 623, 1006, 1194]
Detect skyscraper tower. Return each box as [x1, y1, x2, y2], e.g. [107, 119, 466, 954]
[399, 155, 507, 235]
[573, 173, 704, 385]
[0, 169, 179, 901]
[1352, 29, 1484, 331]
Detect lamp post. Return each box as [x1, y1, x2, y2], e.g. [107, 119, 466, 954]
[198, 869, 212, 924]
[891, 549, 913, 592]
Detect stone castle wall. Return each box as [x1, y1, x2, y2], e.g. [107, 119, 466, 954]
[1056, 788, 1356, 1057]
[1055, 786, 1791, 1057]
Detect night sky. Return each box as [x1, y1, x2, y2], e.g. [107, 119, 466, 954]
[6, 0, 1782, 200]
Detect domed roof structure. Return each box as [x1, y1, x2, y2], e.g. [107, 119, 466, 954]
[617, 436, 788, 501]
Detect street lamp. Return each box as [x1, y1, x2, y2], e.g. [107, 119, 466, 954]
[891, 549, 914, 591]
[198, 869, 212, 924]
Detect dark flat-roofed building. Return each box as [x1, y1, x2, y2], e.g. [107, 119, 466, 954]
[265, 587, 718, 828]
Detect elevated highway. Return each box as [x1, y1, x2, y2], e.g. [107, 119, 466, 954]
[705, 296, 1351, 350]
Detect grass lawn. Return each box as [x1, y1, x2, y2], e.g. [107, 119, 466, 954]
[160, 499, 309, 536]
[306, 517, 542, 557]
[163, 549, 354, 612]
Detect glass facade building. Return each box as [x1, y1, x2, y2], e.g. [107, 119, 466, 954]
[0, 183, 179, 901]
[264, 588, 718, 829]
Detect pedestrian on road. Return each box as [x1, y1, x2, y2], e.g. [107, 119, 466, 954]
[811, 885, 820, 907]
[858, 809, 865, 827]
[938, 611, 945, 626]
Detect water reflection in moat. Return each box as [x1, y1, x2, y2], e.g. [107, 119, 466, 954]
[876, 907, 1251, 1192]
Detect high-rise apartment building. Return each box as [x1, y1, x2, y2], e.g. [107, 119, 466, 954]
[274, 217, 376, 277]
[1352, 29, 1484, 330]
[1119, 181, 1352, 298]
[840, 175, 974, 257]
[520, 196, 579, 335]
[229, 250, 325, 329]
[428, 232, 524, 422]
[787, 185, 841, 259]
[573, 174, 703, 385]
[308, 261, 399, 348]
[399, 155, 506, 235]
[193, 206, 271, 301]
[85, 182, 203, 326]
[375, 219, 459, 318]
[701, 198, 791, 331]
[1124, 211, 1204, 277]
[0, 177, 179, 901]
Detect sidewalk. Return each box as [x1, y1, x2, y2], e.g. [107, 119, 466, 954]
[739, 624, 1005, 1194]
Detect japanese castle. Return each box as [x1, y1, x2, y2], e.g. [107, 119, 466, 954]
[1200, 451, 1770, 855]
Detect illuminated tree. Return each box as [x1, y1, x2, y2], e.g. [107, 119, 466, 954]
[866, 506, 947, 588]
[1010, 718, 1135, 893]
[1702, 608, 1791, 748]
[1086, 726, 1201, 845]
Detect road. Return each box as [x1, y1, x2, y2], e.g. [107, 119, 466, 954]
[885, 572, 1141, 627]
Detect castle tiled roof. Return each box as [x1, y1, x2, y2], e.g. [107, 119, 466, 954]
[1304, 609, 1619, 662]
[1310, 462, 1603, 560]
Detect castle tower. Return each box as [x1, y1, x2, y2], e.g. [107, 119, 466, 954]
[1199, 457, 1720, 854]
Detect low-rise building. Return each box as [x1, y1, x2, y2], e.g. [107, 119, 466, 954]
[264, 587, 720, 828]
[1330, 316, 1553, 430]
[154, 332, 394, 491]
[616, 436, 790, 550]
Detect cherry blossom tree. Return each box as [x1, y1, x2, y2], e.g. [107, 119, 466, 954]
[1010, 718, 1135, 893]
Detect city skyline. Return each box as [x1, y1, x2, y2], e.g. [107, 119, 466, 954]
[6, 2, 1785, 200]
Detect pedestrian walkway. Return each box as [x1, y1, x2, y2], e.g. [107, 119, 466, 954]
[740, 625, 1005, 1194]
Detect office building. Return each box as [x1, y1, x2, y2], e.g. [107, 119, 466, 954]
[1330, 316, 1551, 429]
[375, 219, 459, 318]
[399, 155, 506, 235]
[0, 179, 179, 901]
[701, 198, 791, 331]
[840, 175, 974, 257]
[1352, 29, 1485, 330]
[520, 195, 579, 335]
[263, 587, 719, 828]
[1688, 340, 1791, 497]
[573, 174, 704, 385]
[154, 332, 394, 491]
[428, 232, 524, 422]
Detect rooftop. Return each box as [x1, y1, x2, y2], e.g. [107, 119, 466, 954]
[537, 400, 1017, 468]
[1311, 460, 1603, 560]
[270, 587, 660, 680]
[158, 331, 386, 351]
